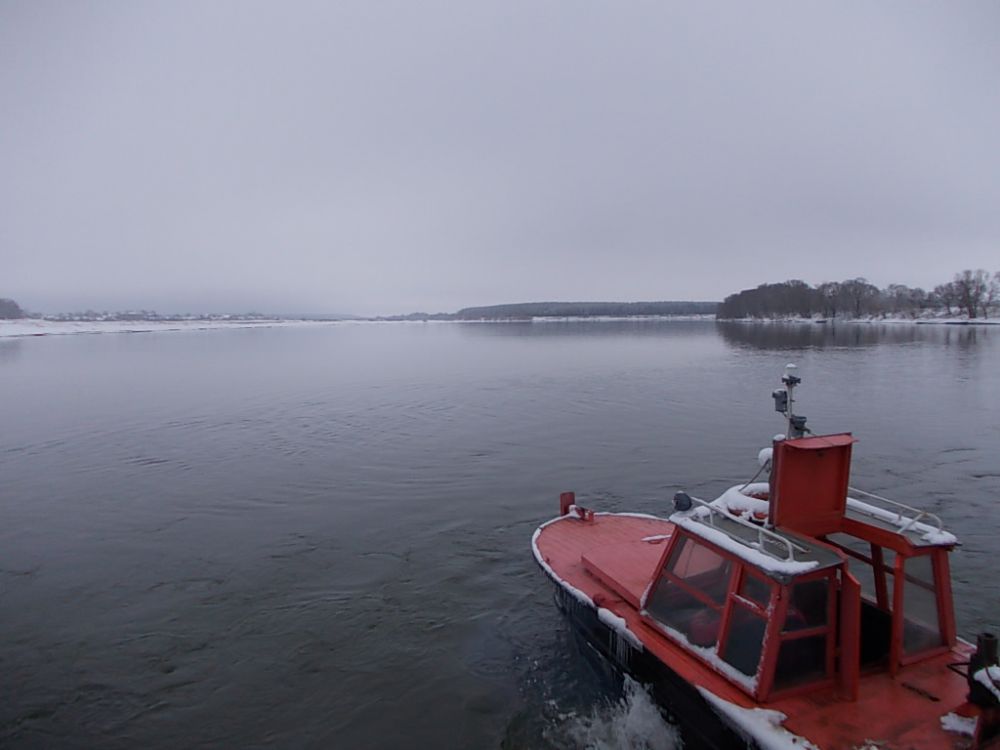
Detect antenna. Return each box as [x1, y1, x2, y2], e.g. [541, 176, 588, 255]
[772, 363, 808, 438]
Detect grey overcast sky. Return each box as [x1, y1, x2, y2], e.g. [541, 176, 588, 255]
[2, 2, 999, 315]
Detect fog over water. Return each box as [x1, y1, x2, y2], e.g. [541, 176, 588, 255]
[4, 4, 1000, 748]
[3, 2, 1000, 314]
[1, 321, 998, 748]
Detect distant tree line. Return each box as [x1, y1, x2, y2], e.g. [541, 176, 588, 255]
[0, 298, 25, 319]
[717, 269, 1000, 320]
[454, 301, 718, 319]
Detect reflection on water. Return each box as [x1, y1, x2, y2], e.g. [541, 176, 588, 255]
[457, 319, 717, 340]
[716, 320, 993, 350]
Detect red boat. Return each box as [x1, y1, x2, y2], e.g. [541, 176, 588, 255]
[533, 366, 1000, 749]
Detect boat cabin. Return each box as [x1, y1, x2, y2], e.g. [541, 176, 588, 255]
[641, 432, 958, 702]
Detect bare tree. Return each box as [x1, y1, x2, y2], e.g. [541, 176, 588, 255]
[985, 271, 1000, 319]
[817, 282, 841, 318]
[0, 298, 24, 319]
[972, 270, 991, 318]
[839, 278, 880, 318]
[883, 284, 913, 317]
[932, 282, 957, 315]
[953, 269, 991, 318]
[908, 287, 929, 316]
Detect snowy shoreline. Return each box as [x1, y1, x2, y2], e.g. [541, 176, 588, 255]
[3, 314, 998, 339]
[0, 318, 342, 339]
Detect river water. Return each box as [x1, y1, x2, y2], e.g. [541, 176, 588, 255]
[2, 320, 998, 749]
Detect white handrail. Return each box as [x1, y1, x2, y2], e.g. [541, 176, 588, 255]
[685, 495, 810, 563]
[847, 486, 944, 532]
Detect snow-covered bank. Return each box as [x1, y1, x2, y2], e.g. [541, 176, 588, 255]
[530, 314, 716, 323]
[6, 314, 995, 339]
[0, 319, 340, 338]
[451, 314, 716, 323]
[719, 316, 1000, 325]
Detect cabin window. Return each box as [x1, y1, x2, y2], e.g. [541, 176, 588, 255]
[738, 572, 771, 608]
[880, 548, 897, 605]
[645, 534, 732, 648]
[827, 536, 896, 667]
[721, 603, 767, 677]
[774, 635, 827, 689]
[823, 533, 893, 608]
[666, 535, 732, 604]
[772, 577, 833, 691]
[851, 558, 878, 601]
[821, 533, 909, 670]
[784, 579, 829, 631]
[902, 554, 943, 654]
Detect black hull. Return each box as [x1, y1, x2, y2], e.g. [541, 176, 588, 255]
[551, 583, 754, 750]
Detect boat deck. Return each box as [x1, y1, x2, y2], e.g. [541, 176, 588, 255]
[534, 511, 982, 750]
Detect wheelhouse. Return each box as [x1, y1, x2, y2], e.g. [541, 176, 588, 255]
[641, 432, 958, 702]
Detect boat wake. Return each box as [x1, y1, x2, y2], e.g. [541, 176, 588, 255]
[549, 677, 680, 750]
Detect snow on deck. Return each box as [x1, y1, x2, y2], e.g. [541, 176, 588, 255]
[698, 688, 819, 750]
[973, 665, 1000, 703]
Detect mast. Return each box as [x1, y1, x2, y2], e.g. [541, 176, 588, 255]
[772, 363, 807, 438]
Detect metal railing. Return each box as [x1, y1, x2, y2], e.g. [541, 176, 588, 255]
[847, 486, 945, 533]
[684, 495, 810, 563]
